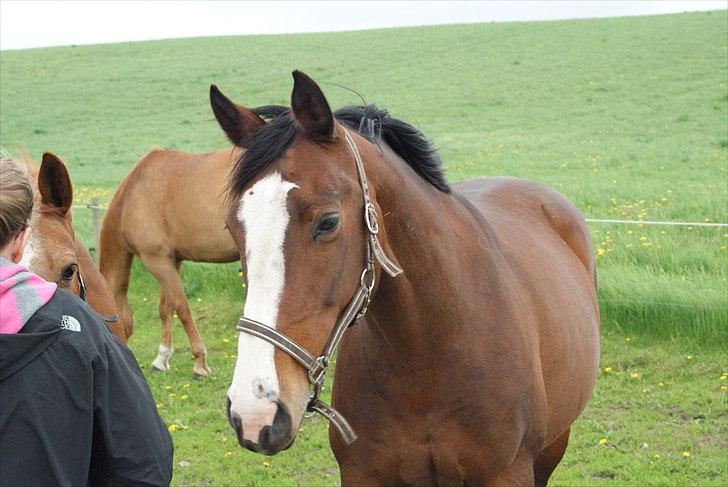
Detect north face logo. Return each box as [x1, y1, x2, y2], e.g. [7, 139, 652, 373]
[61, 315, 81, 332]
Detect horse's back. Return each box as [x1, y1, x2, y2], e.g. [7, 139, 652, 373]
[456, 177, 595, 280]
[107, 149, 238, 262]
[455, 176, 600, 445]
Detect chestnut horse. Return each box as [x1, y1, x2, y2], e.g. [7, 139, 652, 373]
[214, 72, 600, 485]
[99, 149, 240, 376]
[19, 152, 123, 342]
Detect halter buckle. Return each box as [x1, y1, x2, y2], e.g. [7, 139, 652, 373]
[364, 202, 380, 234]
[308, 356, 328, 385]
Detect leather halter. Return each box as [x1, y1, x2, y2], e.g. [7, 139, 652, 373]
[78, 272, 87, 302]
[236, 127, 403, 445]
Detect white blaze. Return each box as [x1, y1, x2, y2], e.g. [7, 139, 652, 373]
[227, 172, 297, 442]
[18, 229, 39, 269]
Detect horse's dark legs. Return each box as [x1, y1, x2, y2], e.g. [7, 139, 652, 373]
[485, 447, 535, 487]
[533, 427, 570, 487]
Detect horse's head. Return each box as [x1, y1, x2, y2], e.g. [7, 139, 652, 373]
[22, 152, 123, 341]
[211, 72, 401, 454]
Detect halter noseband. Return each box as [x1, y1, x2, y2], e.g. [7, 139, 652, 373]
[236, 127, 403, 445]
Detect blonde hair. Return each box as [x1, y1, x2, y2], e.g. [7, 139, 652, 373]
[0, 155, 35, 247]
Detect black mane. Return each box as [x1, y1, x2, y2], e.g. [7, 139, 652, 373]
[230, 104, 450, 196]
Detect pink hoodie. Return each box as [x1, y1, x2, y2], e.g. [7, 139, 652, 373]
[0, 258, 57, 334]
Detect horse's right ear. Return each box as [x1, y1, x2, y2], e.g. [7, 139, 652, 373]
[209, 85, 266, 147]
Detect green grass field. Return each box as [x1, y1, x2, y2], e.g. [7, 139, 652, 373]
[1, 10, 726, 486]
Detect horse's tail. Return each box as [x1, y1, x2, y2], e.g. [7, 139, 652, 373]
[99, 195, 135, 339]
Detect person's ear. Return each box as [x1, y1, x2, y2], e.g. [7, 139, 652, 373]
[11, 227, 32, 264]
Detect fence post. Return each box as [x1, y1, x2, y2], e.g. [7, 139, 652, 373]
[91, 197, 101, 262]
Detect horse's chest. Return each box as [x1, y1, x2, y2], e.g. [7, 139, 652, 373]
[352, 414, 511, 485]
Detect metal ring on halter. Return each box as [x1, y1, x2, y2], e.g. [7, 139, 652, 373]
[359, 267, 375, 293]
[364, 203, 379, 234]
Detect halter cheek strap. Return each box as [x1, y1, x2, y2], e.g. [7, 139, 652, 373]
[236, 127, 402, 445]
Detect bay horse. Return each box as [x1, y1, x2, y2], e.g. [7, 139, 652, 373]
[213, 71, 600, 485]
[18, 152, 123, 342]
[99, 149, 240, 376]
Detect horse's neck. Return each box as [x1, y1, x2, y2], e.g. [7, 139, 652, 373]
[364, 146, 495, 363]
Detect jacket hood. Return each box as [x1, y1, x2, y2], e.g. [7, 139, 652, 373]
[1, 257, 57, 334]
[0, 259, 60, 380]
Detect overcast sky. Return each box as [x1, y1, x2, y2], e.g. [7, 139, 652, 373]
[1, 1, 725, 51]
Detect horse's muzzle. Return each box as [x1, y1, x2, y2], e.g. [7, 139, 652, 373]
[227, 398, 294, 455]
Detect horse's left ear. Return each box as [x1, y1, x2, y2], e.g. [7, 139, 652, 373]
[291, 70, 334, 141]
[38, 152, 73, 215]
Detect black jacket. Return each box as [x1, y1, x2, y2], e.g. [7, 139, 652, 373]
[0, 290, 173, 486]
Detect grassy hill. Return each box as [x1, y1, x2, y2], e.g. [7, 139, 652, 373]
[1, 11, 726, 486]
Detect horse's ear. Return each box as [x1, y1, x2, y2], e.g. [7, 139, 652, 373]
[38, 152, 73, 215]
[291, 70, 334, 141]
[210, 85, 266, 147]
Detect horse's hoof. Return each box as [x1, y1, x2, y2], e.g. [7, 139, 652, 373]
[151, 364, 168, 373]
[192, 365, 212, 379]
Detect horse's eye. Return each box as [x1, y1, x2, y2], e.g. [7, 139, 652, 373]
[60, 265, 76, 282]
[315, 215, 340, 237]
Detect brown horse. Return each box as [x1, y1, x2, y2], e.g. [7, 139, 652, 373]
[214, 72, 600, 485]
[19, 152, 123, 342]
[99, 149, 240, 376]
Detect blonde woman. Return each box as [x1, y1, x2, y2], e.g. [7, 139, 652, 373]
[0, 157, 173, 486]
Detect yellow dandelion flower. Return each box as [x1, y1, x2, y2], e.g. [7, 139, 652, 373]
[223, 338, 230, 343]
[196, 298, 202, 303]
[238, 271, 244, 277]
[631, 372, 641, 380]
[222, 437, 228, 442]
[164, 385, 171, 390]
[224, 451, 232, 459]
[143, 297, 148, 302]
[721, 385, 728, 391]
[596, 248, 605, 257]
[604, 366, 613, 373]
[658, 382, 665, 387]
[168, 424, 177, 433]
[183, 383, 190, 389]
[719, 375, 726, 381]
[686, 355, 694, 360]
[263, 461, 270, 467]
[169, 393, 176, 398]
[654, 453, 660, 459]
[181, 395, 189, 401]
[682, 451, 690, 458]
[625, 337, 631, 342]
[598, 438, 607, 445]
[626, 230, 634, 235]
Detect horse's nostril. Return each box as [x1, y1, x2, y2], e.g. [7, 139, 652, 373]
[226, 398, 243, 432]
[258, 402, 293, 454]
